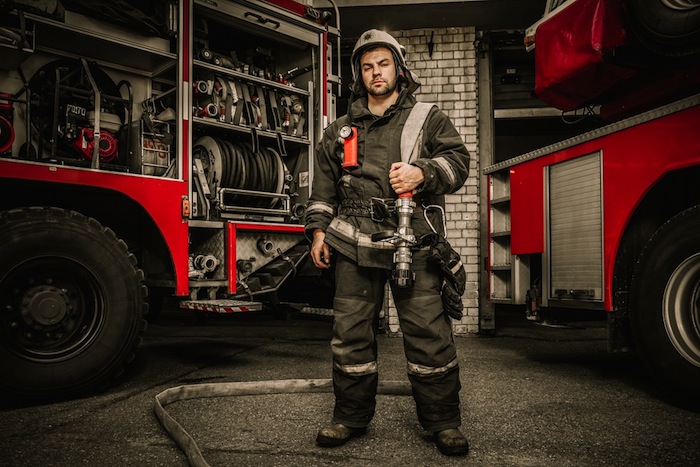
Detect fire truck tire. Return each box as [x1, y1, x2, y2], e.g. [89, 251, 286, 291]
[626, 0, 700, 57]
[631, 206, 700, 403]
[0, 207, 148, 400]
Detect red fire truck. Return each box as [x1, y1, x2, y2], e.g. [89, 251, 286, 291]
[0, 0, 340, 399]
[485, 0, 700, 400]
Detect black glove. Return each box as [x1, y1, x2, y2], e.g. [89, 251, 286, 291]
[426, 234, 466, 320]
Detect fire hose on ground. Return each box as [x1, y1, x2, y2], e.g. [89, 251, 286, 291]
[154, 378, 412, 467]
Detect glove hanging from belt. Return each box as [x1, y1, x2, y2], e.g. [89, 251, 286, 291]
[420, 232, 466, 320]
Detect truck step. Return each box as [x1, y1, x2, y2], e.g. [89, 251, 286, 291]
[180, 299, 263, 313]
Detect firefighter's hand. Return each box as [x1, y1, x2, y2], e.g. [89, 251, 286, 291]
[311, 229, 331, 269]
[389, 162, 424, 195]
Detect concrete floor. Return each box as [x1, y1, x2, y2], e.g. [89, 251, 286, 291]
[1, 307, 699, 466]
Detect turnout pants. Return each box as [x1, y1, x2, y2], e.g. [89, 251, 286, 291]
[331, 251, 462, 432]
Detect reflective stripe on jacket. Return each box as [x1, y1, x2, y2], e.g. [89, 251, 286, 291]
[304, 89, 470, 268]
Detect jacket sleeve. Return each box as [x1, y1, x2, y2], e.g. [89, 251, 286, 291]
[304, 125, 342, 241]
[410, 108, 470, 195]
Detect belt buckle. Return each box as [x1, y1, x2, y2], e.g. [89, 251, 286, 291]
[370, 205, 382, 222]
[370, 197, 394, 222]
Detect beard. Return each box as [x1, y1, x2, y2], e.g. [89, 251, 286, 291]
[365, 75, 398, 97]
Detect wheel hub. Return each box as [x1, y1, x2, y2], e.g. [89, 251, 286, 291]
[0, 259, 98, 361]
[663, 253, 700, 368]
[661, 0, 700, 10]
[21, 285, 71, 327]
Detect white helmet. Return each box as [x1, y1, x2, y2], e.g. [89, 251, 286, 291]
[350, 29, 420, 95]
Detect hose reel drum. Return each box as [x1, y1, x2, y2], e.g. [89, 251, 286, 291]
[192, 135, 292, 219]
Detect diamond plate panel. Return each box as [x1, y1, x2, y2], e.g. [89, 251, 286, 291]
[235, 231, 305, 278]
[190, 227, 226, 280]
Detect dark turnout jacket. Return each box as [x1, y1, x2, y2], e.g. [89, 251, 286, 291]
[305, 89, 470, 269]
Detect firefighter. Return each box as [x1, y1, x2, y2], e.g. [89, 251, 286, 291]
[304, 29, 470, 456]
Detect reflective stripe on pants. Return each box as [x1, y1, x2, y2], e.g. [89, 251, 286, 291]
[330, 251, 462, 431]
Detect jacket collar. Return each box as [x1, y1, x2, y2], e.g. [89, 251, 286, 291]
[349, 87, 416, 121]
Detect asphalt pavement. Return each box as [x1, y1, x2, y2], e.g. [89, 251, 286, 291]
[2, 307, 699, 466]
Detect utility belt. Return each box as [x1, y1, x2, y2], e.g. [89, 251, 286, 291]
[339, 198, 422, 222]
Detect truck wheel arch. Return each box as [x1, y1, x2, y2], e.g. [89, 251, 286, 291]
[613, 166, 700, 302]
[0, 179, 177, 288]
[610, 167, 700, 355]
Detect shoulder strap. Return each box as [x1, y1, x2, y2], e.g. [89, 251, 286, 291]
[400, 102, 436, 164]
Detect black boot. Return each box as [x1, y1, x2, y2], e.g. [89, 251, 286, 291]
[316, 423, 367, 447]
[434, 428, 469, 456]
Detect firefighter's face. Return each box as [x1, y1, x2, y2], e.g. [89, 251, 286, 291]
[360, 47, 398, 97]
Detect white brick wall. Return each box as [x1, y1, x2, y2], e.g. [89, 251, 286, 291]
[386, 27, 480, 335]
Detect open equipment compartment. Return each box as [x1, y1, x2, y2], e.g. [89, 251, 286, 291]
[190, 0, 324, 224]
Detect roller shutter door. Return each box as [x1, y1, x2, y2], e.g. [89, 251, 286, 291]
[548, 152, 603, 302]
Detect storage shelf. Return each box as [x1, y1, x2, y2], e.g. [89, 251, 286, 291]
[491, 230, 511, 238]
[491, 298, 514, 304]
[491, 195, 510, 205]
[194, 60, 311, 96]
[29, 11, 175, 75]
[192, 117, 310, 146]
[488, 167, 530, 306]
[494, 107, 564, 119]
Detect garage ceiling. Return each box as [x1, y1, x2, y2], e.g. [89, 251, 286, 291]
[321, 0, 547, 39]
